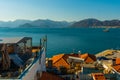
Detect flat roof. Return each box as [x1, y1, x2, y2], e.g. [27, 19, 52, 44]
[68, 56, 84, 61]
[0, 37, 31, 44]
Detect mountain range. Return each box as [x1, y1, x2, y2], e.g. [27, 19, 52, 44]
[0, 19, 71, 28]
[71, 18, 120, 27]
[0, 18, 120, 28]
[0, 20, 31, 27]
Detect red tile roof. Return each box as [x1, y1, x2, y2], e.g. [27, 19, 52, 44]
[116, 58, 120, 65]
[52, 54, 64, 63]
[52, 54, 80, 68]
[40, 72, 64, 80]
[80, 53, 96, 63]
[53, 58, 70, 68]
[92, 73, 106, 80]
[51, 53, 96, 68]
[112, 65, 120, 73]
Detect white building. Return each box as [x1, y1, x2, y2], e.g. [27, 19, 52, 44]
[0, 37, 46, 80]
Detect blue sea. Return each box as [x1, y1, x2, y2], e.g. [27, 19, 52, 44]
[0, 27, 120, 57]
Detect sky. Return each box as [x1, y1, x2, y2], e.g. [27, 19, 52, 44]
[0, 0, 120, 21]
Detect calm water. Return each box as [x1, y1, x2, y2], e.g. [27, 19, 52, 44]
[0, 27, 120, 57]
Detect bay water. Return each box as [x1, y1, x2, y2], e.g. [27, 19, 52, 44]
[0, 27, 120, 57]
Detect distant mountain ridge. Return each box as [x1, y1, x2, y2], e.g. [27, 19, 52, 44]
[0, 19, 71, 28]
[0, 19, 32, 27]
[71, 18, 120, 27]
[19, 19, 71, 28]
[0, 18, 120, 28]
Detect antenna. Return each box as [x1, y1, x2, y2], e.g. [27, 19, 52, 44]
[45, 35, 47, 52]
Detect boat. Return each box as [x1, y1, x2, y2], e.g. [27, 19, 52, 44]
[0, 36, 47, 80]
[103, 28, 109, 32]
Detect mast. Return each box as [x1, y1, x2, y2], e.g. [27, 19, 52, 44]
[45, 35, 47, 52]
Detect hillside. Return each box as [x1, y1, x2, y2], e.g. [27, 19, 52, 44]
[0, 19, 31, 27]
[0, 19, 71, 28]
[71, 18, 120, 27]
[0, 18, 120, 28]
[19, 19, 71, 28]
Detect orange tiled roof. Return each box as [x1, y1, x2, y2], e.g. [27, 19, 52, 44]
[40, 72, 64, 80]
[80, 53, 88, 58]
[92, 73, 106, 80]
[32, 49, 40, 53]
[52, 54, 64, 63]
[52, 53, 80, 68]
[52, 53, 96, 68]
[80, 53, 96, 63]
[116, 58, 120, 65]
[112, 65, 120, 73]
[53, 58, 70, 68]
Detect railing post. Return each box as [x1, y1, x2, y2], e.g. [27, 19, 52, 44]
[40, 39, 42, 49]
